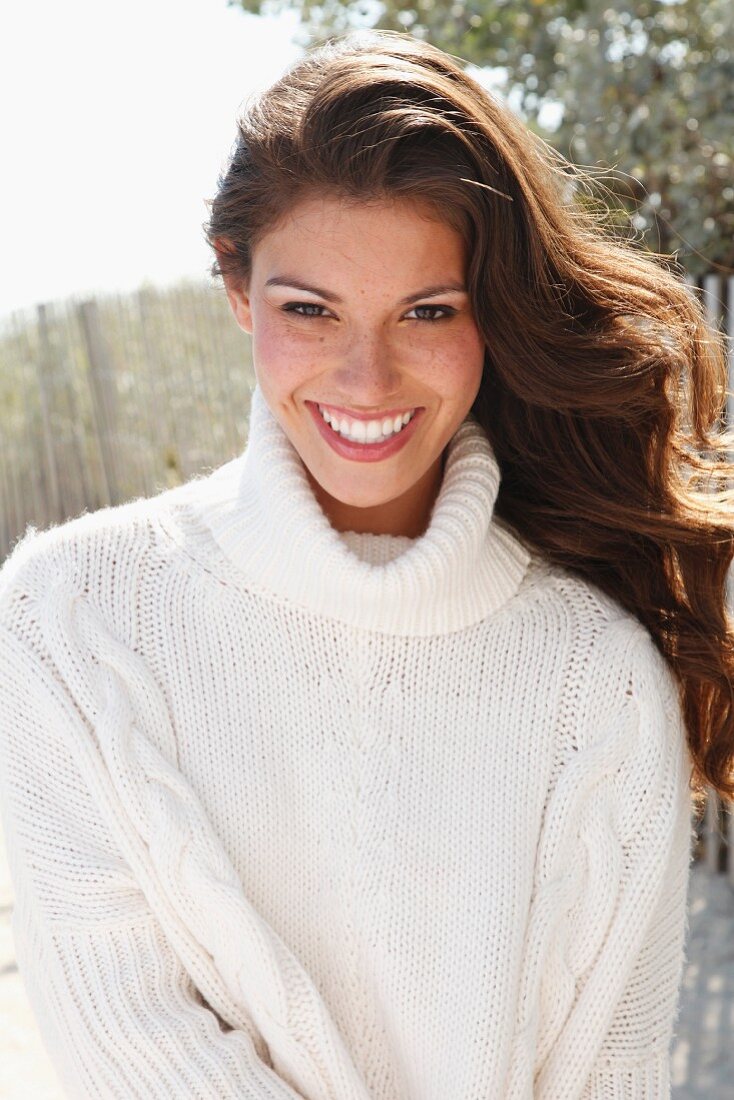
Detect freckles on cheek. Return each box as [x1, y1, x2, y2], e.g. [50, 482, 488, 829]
[253, 318, 302, 362]
[253, 322, 322, 394]
[454, 328, 486, 369]
[422, 330, 484, 376]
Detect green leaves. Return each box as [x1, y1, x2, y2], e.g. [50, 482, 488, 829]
[229, 0, 733, 274]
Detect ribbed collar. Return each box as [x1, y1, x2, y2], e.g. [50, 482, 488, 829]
[191, 384, 532, 636]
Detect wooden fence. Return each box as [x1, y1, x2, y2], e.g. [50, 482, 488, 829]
[1, 272, 733, 871]
[0, 279, 255, 559]
[675, 273, 734, 878]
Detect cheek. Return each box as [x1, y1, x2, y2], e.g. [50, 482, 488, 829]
[454, 322, 486, 376]
[251, 317, 322, 384]
[415, 326, 485, 391]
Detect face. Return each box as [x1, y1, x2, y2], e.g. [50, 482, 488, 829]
[221, 193, 486, 538]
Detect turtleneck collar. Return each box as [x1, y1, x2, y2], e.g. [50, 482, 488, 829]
[188, 384, 532, 636]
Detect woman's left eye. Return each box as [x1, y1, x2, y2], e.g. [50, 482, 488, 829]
[406, 305, 456, 322]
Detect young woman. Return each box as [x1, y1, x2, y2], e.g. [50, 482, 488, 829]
[1, 28, 732, 1100]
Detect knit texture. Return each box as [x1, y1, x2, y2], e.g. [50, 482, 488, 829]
[0, 383, 694, 1099]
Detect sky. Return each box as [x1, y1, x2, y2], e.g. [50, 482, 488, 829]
[0, 0, 529, 321]
[0, 0, 305, 317]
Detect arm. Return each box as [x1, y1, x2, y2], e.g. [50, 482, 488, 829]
[0, 527, 373, 1100]
[504, 618, 694, 1099]
[0, 619, 309, 1100]
[539, 622, 694, 1098]
[578, 800, 691, 1099]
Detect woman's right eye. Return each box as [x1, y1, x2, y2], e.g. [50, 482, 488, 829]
[282, 302, 329, 318]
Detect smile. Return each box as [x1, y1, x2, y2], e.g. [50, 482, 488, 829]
[306, 401, 423, 463]
[317, 403, 416, 444]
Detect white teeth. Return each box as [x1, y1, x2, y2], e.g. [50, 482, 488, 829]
[317, 404, 416, 444]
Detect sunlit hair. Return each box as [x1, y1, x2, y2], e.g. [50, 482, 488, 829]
[204, 28, 734, 806]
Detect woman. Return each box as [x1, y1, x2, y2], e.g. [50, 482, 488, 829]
[1, 28, 732, 1100]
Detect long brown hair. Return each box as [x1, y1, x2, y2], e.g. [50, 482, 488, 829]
[204, 29, 734, 806]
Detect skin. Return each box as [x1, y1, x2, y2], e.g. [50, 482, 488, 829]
[219, 193, 486, 538]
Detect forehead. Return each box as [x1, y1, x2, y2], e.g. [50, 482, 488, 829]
[254, 193, 467, 275]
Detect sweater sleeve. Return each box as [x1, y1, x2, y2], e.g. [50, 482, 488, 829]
[514, 619, 694, 1100]
[578, 800, 691, 1100]
[575, 713, 692, 1100]
[0, 617, 306, 1100]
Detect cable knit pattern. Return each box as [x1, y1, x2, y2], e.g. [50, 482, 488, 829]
[0, 384, 694, 1098]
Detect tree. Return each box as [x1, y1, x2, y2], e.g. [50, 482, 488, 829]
[230, 0, 734, 275]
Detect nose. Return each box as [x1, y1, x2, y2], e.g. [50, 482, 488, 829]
[331, 329, 404, 408]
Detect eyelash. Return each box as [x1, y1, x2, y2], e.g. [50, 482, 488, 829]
[281, 302, 456, 322]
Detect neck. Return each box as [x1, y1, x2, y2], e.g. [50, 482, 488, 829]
[304, 454, 445, 538]
[192, 383, 533, 636]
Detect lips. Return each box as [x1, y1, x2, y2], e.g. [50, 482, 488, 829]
[306, 400, 424, 463]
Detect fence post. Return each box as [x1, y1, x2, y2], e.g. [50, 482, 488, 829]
[726, 799, 734, 888]
[728, 277, 734, 886]
[35, 304, 63, 520]
[704, 787, 721, 873]
[136, 287, 185, 486]
[77, 298, 121, 507]
[0, 428, 14, 555]
[727, 276, 734, 431]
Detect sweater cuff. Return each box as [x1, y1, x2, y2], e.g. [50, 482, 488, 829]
[580, 1050, 670, 1098]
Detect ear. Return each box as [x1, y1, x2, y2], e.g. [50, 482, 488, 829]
[223, 275, 253, 335]
[215, 236, 253, 334]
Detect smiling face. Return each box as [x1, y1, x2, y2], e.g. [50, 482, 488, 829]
[220, 192, 486, 537]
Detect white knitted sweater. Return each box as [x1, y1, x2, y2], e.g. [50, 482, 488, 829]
[0, 384, 694, 1099]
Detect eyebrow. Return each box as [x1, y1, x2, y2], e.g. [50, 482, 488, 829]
[264, 276, 467, 305]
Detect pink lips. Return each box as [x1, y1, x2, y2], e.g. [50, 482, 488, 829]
[306, 400, 423, 463]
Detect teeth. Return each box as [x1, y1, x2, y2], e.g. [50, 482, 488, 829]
[317, 404, 416, 444]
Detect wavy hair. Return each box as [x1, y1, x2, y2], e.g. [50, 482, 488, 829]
[204, 29, 734, 806]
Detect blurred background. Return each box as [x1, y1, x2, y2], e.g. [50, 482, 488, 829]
[1, 0, 733, 1096]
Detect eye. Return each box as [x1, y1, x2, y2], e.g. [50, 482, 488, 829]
[281, 302, 330, 318]
[280, 301, 457, 322]
[405, 305, 457, 322]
